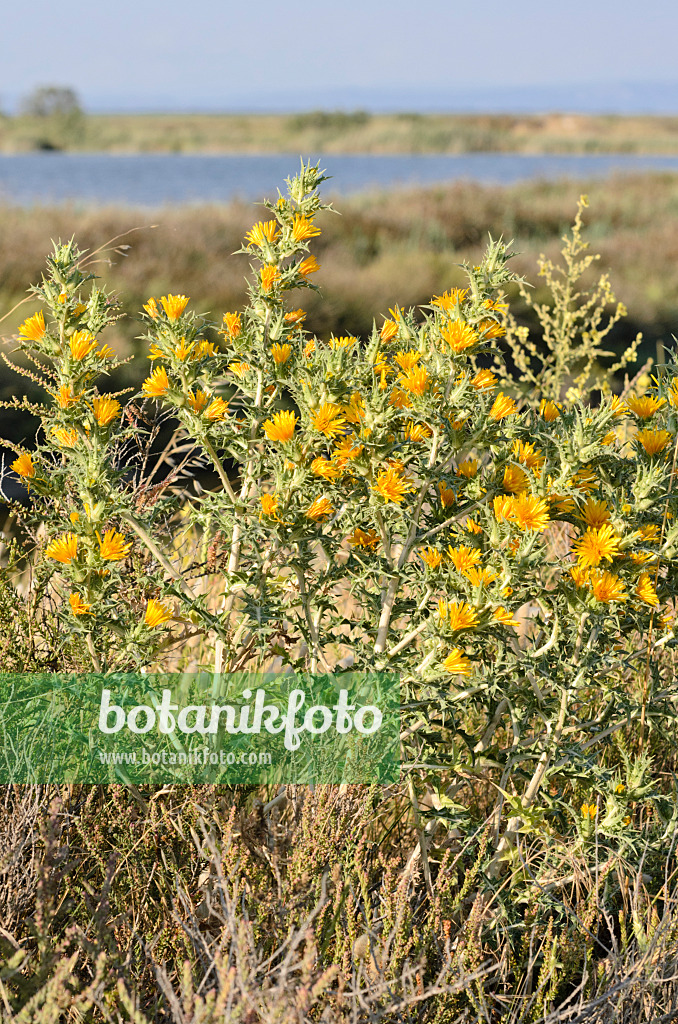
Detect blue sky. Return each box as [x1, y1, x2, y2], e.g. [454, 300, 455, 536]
[2, 0, 678, 113]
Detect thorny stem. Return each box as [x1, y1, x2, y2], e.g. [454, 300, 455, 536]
[201, 436, 237, 503]
[123, 514, 197, 602]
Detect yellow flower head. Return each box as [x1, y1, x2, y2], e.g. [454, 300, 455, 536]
[55, 385, 79, 409]
[511, 494, 551, 532]
[394, 350, 421, 373]
[263, 409, 298, 443]
[465, 517, 483, 535]
[581, 803, 597, 820]
[348, 528, 379, 550]
[539, 399, 561, 422]
[493, 606, 519, 628]
[144, 599, 172, 627]
[636, 428, 672, 456]
[493, 494, 514, 522]
[635, 572, 659, 607]
[160, 294, 190, 321]
[52, 428, 79, 447]
[174, 337, 195, 361]
[639, 523, 661, 543]
[285, 308, 306, 325]
[19, 311, 46, 342]
[380, 319, 398, 343]
[305, 496, 334, 520]
[298, 255, 320, 278]
[441, 321, 478, 353]
[457, 457, 479, 479]
[45, 533, 78, 564]
[291, 214, 320, 242]
[404, 421, 432, 442]
[577, 497, 610, 529]
[489, 392, 518, 421]
[513, 440, 545, 472]
[92, 396, 121, 427]
[69, 330, 97, 361]
[572, 524, 621, 568]
[11, 452, 35, 479]
[311, 456, 340, 480]
[570, 564, 591, 588]
[143, 297, 159, 318]
[98, 344, 115, 359]
[260, 265, 281, 292]
[373, 464, 414, 504]
[259, 493, 280, 520]
[625, 394, 665, 419]
[502, 464, 529, 494]
[432, 288, 467, 311]
[420, 547, 443, 570]
[69, 592, 91, 616]
[271, 343, 292, 365]
[97, 529, 132, 561]
[333, 437, 363, 466]
[310, 403, 346, 438]
[447, 545, 482, 573]
[479, 318, 506, 340]
[304, 338, 316, 358]
[229, 361, 251, 378]
[472, 368, 498, 392]
[205, 397, 229, 421]
[465, 566, 497, 587]
[590, 570, 627, 603]
[447, 601, 479, 632]
[438, 482, 455, 508]
[571, 467, 599, 494]
[142, 366, 170, 398]
[399, 365, 430, 396]
[221, 311, 242, 338]
[443, 647, 471, 676]
[246, 220, 280, 247]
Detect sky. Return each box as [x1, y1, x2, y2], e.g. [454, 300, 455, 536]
[2, 0, 678, 113]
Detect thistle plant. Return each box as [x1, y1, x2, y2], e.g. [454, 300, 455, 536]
[6, 164, 678, 870]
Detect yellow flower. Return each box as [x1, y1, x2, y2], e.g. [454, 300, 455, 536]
[465, 517, 483, 535]
[97, 529, 132, 561]
[333, 438, 363, 466]
[11, 452, 35, 479]
[261, 265, 281, 292]
[259, 493, 280, 520]
[666, 378, 678, 408]
[144, 599, 172, 627]
[311, 456, 340, 480]
[142, 366, 170, 397]
[635, 572, 659, 607]
[148, 343, 164, 360]
[549, 493, 576, 515]
[291, 214, 320, 241]
[348, 528, 379, 550]
[69, 592, 91, 616]
[441, 321, 478, 353]
[160, 294, 189, 321]
[465, 566, 497, 587]
[187, 389, 210, 413]
[590, 570, 627, 603]
[432, 288, 467, 311]
[246, 220, 280, 246]
[285, 308, 306, 325]
[98, 344, 115, 359]
[69, 330, 97, 360]
[221, 311, 242, 338]
[539, 399, 561, 421]
[513, 440, 545, 472]
[263, 410, 298, 443]
[399, 366, 430, 396]
[636, 428, 672, 456]
[639, 524, 660, 543]
[298, 255, 320, 278]
[447, 601, 479, 632]
[92, 396, 121, 427]
[493, 494, 514, 522]
[373, 464, 414, 504]
[271, 343, 292, 365]
[205, 397, 229, 421]
[438, 482, 455, 508]
[389, 388, 412, 410]
[447, 545, 482, 573]
[502, 464, 529, 494]
[45, 533, 78, 564]
[581, 803, 597, 820]
[489, 392, 518, 421]
[457, 457, 479, 479]
[394, 350, 421, 372]
[19, 311, 46, 342]
[310, 403, 346, 438]
[143, 297, 159, 318]
[380, 319, 398, 343]
[493, 606, 519, 627]
[55, 385, 79, 409]
[229, 361, 251, 377]
[571, 467, 598, 494]
[572, 524, 621, 568]
[304, 339, 316, 358]
[420, 547, 443, 570]
[625, 394, 665, 419]
[472, 368, 497, 392]
[52, 428, 79, 447]
[174, 337, 194, 361]
[443, 647, 471, 676]
[305, 496, 334, 520]
[479, 318, 506, 340]
[511, 494, 551, 532]
[577, 498, 610, 529]
[405, 421, 432, 442]
[341, 392, 365, 425]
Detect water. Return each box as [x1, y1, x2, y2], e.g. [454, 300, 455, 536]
[1, 152, 678, 207]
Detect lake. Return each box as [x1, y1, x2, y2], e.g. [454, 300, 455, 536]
[1, 152, 678, 206]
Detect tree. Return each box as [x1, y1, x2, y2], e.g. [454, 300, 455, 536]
[19, 86, 83, 119]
